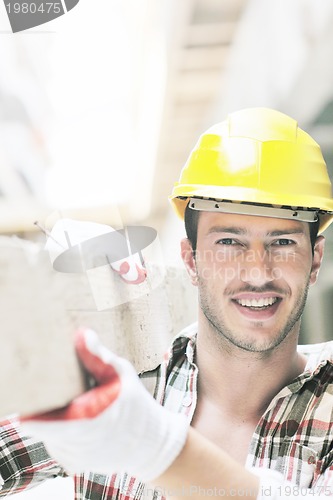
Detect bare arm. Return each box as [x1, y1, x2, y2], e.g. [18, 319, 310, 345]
[154, 426, 259, 500]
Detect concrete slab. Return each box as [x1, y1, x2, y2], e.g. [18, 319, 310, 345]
[0, 236, 196, 417]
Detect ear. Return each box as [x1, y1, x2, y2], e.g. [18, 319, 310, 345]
[180, 238, 198, 286]
[310, 235, 325, 286]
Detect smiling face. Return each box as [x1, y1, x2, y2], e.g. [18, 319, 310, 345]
[181, 212, 324, 353]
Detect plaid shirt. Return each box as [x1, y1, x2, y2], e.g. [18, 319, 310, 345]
[1, 322, 333, 498]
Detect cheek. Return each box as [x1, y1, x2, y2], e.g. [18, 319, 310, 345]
[196, 259, 239, 286]
[271, 254, 312, 289]
[269, 248, 311, 271]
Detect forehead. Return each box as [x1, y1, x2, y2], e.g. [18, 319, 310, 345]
[197, 211, 310, 237]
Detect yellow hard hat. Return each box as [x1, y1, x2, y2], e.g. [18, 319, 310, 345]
[170, 108, 333, 233]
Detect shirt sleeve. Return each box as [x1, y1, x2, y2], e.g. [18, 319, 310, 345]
[0, 415, 65, 496]
[251, 465, 333, 498]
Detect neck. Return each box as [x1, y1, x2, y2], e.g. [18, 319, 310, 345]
[195, 316, 307, 422]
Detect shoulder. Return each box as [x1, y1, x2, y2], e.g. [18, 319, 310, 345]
[298, 340, 333, 374]
[298, 340, 333, 358]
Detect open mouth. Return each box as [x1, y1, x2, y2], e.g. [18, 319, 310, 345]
[234, 297, 279, 310]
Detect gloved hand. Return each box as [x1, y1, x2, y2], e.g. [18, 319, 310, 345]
[20, 329, 189, 481]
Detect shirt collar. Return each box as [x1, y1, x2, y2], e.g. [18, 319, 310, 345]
[167, 323, 333, 387]
[168, 322, 198, 365]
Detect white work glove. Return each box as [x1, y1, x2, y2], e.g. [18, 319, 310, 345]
[20, 329, 189, 481]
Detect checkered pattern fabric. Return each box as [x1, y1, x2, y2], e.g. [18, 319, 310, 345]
[1, 323, 333, 499]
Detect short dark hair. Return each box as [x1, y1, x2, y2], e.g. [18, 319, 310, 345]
[184, 202, 320, 255]
[184, 203, 200, 254]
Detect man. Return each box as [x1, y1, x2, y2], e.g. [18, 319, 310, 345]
[1, 107, 333, 499]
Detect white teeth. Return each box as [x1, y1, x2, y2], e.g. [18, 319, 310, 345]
[236, 297, 278, 308]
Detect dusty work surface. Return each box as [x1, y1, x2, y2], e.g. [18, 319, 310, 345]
[0, 237, 197, 417]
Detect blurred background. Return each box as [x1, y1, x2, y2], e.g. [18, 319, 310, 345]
[1, 0, 333, 497]
[1, 0, 333, 335]
[0, 5, 333, 322]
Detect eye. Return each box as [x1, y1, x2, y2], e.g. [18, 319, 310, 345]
[272, 238, 295, 246]
[216, 238, 239, 246]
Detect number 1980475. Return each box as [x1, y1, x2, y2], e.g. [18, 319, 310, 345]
[5, 3, 62, 14]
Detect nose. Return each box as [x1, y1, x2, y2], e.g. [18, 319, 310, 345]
[239, 243, 275, 287]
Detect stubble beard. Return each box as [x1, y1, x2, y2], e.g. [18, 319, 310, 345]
[197, 276, 311, 354]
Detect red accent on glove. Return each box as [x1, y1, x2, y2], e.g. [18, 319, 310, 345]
[21, 329, 121, 422]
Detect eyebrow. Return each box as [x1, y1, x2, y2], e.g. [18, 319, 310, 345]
[207, 226, 247, 235]
[206, 226, 306, 237]
[267, 229, 305, 237]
